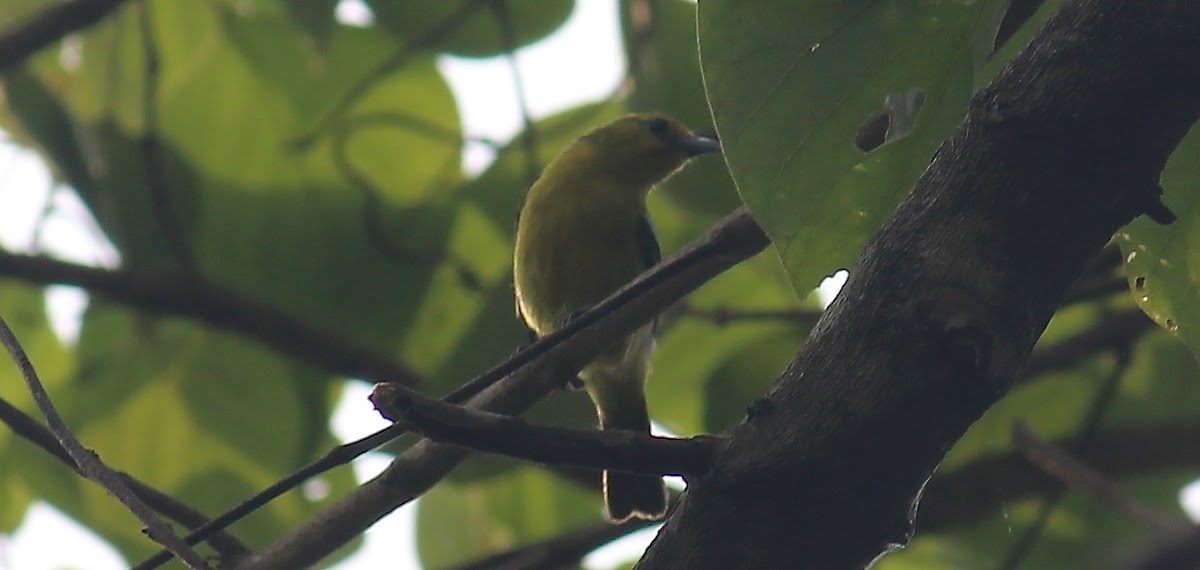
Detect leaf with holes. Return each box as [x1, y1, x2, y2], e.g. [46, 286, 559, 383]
[1120, 125, 1200, 358]
[699, 0, 1009, 293]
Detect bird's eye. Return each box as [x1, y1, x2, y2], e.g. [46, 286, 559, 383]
[648, 118, 670, 136]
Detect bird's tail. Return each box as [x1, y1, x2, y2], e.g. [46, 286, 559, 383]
[596, 387, 667, 523]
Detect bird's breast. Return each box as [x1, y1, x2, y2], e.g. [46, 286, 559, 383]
[514, 185, 647, 335]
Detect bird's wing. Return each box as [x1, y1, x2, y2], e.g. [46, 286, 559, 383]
[635, 212, 662, 270]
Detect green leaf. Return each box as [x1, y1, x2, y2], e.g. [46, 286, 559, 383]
[369, 0, 575, 57]
[283, 0, 340, 49]
[1119, 124, 1200, 358]
[906, 328, 1200, 568]
[699, 0, 1007, 293]
[703, 332, 806, 432]
[0, 69, 95, 195]
[417, 466, 599, 568]
[649, 250, 804, 435]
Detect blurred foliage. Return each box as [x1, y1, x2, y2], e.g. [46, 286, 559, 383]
[0, 0, 1195, 569]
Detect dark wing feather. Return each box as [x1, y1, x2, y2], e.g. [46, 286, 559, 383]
[635, 213, 662, 270]
[635, 213, 663, 337]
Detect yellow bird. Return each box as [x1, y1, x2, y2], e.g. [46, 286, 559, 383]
[513, 113, 720, 522]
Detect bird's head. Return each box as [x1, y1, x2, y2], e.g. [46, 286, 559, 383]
[567, 113, 721, 190]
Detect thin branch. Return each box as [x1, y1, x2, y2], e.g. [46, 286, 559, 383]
[998, 347, 1131, 570]
[921, 416, 1200, 533]
[0, 0, 127, 72]
[1012, 421, 1188, 533]
[329, 111, 478, 281]
[288, 0, 492, 148]
[135, 0, 194, 269]
[0, 395, 250, 560]
[237, 207, 769, 569]
[0, 314, 211, 568]
[1020, 309, 1153, 383]
[0, 251, 422, 386]
[371, 382, 717, 478]
[131, 422, 410, 570]
[492, 0, 540, 185]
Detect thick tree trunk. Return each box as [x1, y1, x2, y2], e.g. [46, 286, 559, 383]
[637, 1, 1200, 568]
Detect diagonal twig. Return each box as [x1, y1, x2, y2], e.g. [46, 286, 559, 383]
[0, 313, 211, 568]
[998, 346, 1133, 570]
[1012, 421, 1188, 533]
[0, 395, 250, 560]
[0, 252, 422, 386]
[134, 0, 194, 269]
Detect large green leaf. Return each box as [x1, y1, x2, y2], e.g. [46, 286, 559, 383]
[699, 0, 1007, 293]
[369, 0, 575, 58]
[621, 0, 743, 218]
[648, 250, 804, 435]
[1120, 124, 1200, 358]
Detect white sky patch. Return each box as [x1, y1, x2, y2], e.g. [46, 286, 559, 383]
[1179, 480, 1200, 521]
[583, 524, 662, 570]
[0, 140, 53, 251]
[817, 269, 849, 308]
[335, 0, 374, 27]
[437, 0, 625, 175]
[329, 380, 422, 569]
[1, 504, 127, 570]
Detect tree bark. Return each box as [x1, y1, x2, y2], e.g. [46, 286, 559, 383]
[636, 1, 1200, 568]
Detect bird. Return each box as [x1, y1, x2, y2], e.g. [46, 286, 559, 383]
[512, 112, 720, 522]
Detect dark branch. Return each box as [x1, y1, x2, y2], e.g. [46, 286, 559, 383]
[371, 382, 717, 478]
[0, 0, 127, 72]
[0, 251, 422, 386]
[638, 2, 1200, 567]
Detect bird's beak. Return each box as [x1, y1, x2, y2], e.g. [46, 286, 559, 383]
[674, 133, 721, 156]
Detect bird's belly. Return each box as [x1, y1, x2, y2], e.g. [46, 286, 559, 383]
[515, 220, 641, 335]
